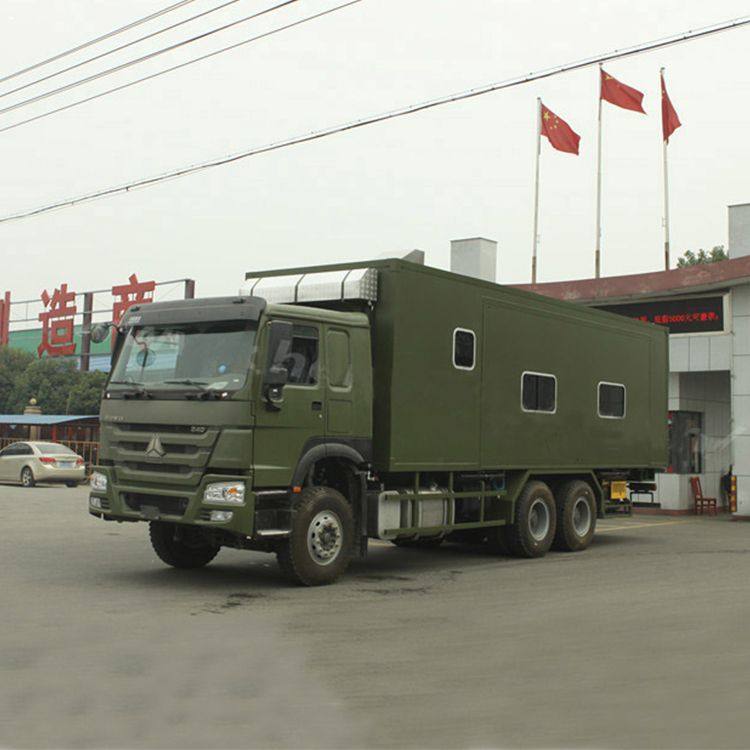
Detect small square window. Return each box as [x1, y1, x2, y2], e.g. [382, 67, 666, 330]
[598, 382, 626, 419]
[453, 328, 476, 370]
[522, 372, 557, 413]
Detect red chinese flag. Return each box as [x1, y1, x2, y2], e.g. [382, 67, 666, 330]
[540, 104, 580, 155]
[661, 71, 681, 142]
[600, 68, 645, 113]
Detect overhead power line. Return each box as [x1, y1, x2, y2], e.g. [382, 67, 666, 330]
[0, 0, 301, 118]
[0, 0, 357, 136]
[1, 13, 749, 226]
[0, 0, 244, 102]
[0, 0, 199, 87]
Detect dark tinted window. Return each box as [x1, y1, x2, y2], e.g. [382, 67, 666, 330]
[453, 329, 476, 370]
[522, 373, 556, 413]
[282, 325, 319, 385]
[599, 383, 626, 418]
[2, 443, 31, 456]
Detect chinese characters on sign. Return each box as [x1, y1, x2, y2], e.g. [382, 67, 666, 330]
[598, 296, 725, 335]
[111, 274, 156, 325]
[35, 274, 156, 358]
[0, 291, 10, 346]
[38, 284, 77, 357]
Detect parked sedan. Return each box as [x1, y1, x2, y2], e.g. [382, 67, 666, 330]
[0, 441, 86, 488]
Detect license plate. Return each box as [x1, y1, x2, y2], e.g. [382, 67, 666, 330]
[59, 461, 74, 468]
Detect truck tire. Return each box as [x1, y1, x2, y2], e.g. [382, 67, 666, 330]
[20, 467, 35, 488]
[276, 486, 354, 586]
[149, 521, 220, 569]
[553, 480, 596, 551]
[494, 480, 556, 558]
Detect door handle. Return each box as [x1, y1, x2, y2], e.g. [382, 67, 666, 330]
[311, 401, 323, 411]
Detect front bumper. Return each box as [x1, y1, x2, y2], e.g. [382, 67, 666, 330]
[88, 466, 256, 536]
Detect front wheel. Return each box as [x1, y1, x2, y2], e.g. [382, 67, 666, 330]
[277, 486, 354, 586]
[20, 467, 35, 488]
[65, 481, 79, 488]
[149, 522, 220, 569]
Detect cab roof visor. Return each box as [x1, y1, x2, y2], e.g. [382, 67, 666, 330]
[120, 296, 265, 327]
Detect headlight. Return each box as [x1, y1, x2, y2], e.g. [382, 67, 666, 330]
[203, 481, 245, 505]
[90, 472, 107, 492]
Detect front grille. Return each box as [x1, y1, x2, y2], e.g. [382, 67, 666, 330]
[122, 493, 188, 517]
[119, 441, 198, 456]
[123, 461, 192, 475]
[117, 423, 206, 434]
[104, 423, 220, 487]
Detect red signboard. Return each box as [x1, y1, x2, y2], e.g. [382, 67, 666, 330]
[598, 296, 725, 334]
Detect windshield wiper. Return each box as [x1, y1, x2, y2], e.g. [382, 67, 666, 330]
[162, 379, 209, 389]
[108, 379, 153, 399]
[161, 379, 214, 399]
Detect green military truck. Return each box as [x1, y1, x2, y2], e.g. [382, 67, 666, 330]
[89, 259, 667, 585]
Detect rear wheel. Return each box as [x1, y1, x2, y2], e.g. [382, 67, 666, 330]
[277, 486, 354, 586]
[492, 480, 556, 558]
[65, 481, 79, 488]
[149, 522, 220, 569]
[553, 480, 597, 551]
[20, 467, 35, 488]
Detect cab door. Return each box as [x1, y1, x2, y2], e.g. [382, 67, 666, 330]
[253, 320, 326, 487]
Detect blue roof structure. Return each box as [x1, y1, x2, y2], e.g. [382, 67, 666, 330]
[0, 415, 98, 426]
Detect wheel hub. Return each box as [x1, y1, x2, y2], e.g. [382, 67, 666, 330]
[528, 498, 551, 542]
[572, 496, 592, 537]
[307, 510, 343, 566]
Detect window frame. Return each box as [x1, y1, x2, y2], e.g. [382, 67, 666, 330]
[520, 371, 558, 415]
[452, 327, 476, 372]
[282, 322, 321, 390]
[597, 381, 627, 420]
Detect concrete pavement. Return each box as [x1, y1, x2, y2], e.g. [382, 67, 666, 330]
[1, 484, 749, 748]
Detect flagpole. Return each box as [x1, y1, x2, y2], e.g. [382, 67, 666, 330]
[595, 63, 603, 278]
[661, 67, 671, 271]
[532, 97, 541, 284]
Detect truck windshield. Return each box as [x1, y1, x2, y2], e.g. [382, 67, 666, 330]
[109, 320, 257, 393]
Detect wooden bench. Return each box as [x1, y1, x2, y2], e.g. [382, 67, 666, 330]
[690, 476, 718, 516]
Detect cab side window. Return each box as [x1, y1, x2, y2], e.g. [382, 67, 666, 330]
[282, 325, 319, 385]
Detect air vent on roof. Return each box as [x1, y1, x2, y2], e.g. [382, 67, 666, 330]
[241, 267, 377, 304]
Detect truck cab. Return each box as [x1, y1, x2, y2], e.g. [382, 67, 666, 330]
[91, 294, 373, 584]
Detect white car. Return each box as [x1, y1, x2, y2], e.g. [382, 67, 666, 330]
[0, 441, 86, 488]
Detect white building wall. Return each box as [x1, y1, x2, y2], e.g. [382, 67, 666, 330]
[731, 284, 750, 516]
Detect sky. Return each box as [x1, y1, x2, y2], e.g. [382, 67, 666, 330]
[0, 0, 749, 307]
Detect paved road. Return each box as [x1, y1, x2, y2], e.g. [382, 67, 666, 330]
[1, 484, 749, 749]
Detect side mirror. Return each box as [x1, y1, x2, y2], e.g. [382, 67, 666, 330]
[263, 320, 293, 409]
[90, 322, 113, 344]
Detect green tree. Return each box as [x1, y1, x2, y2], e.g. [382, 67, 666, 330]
[66, 370, 107, 414]
[7, 358, 79, 414]
[0, 347, 35, 413]
[677, 245, 728, 268]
